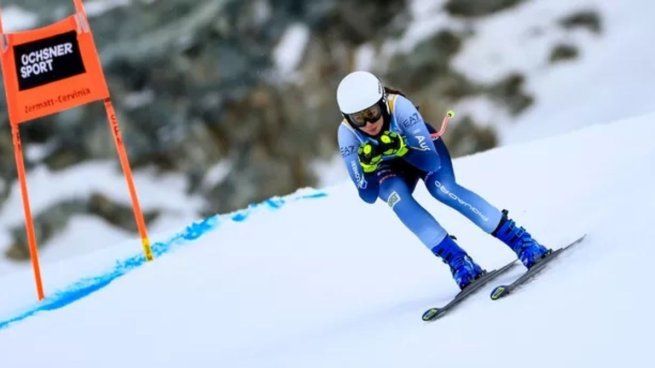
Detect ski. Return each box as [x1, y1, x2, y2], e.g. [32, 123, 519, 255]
[422, 260, 517, 322]
[490, 234, 587, 301]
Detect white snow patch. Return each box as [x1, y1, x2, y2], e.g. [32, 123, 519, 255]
[453, 96, 509, 128]
[354, 43, 376, 71]
[273, 23, 310, 78]
[200, 160, 233, 191]
[0, 6, 38, 32]
[84, 0, 132, 18]
[123, 89, 155, 109]
[312, 154, 348, 188]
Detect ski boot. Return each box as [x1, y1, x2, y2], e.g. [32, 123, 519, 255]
[493, 210, 551, 269]
[431, 235, 484, 289]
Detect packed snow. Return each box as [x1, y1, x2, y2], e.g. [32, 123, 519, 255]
[0, 114, 653, 367]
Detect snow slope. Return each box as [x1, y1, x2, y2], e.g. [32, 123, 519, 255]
[0, 114, 654, 367]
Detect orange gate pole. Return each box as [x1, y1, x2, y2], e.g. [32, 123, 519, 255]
[10, 124, 46, 300]
[1, 2, 45, 300]
[0, 0, 154, 303]
[73, 0, 86, 14]
[103, 99, 153, 261]
[76, 0, 153, 262]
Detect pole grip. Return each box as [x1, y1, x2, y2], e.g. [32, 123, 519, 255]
[431, 110, 456, 139]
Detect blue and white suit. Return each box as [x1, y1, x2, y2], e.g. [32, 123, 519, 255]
[337, 94, 503, 251]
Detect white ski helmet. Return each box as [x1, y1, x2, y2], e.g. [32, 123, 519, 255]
[336, 71, 386, 115]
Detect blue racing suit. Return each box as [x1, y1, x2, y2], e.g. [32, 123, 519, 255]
[337, 94, 503, 251]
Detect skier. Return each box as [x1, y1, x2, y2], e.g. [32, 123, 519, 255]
[336, 71, 551, 289]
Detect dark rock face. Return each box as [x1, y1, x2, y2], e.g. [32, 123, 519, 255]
[549, 44, 579, 64]
[486, 73, 534, 116]
[443, 116, 497, 157]
[560, 10, 602, 34]
[0, 0, 601, 255]
[444, 0, 527, 18]
[387, 30, 463, 89]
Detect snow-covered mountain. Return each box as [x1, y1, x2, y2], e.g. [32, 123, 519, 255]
[0, 113, 653, 367]
[448, 0, 655, 144]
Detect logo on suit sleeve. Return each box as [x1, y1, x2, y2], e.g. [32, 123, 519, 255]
[401, 112, 419, 129]
[340, 144, 357, 157]
[387, 191, 401, 208]
[415, 135, 431, 151]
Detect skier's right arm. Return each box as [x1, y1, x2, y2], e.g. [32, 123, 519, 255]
[338, 123, 379, 203]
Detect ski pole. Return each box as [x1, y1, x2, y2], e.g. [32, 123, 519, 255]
[431, 110, 455, 139]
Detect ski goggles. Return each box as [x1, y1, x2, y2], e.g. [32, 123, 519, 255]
[348, 103, 383, 128]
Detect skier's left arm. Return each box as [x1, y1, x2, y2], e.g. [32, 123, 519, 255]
[393, 96, 441, 173]
[338, 124, 380, 203]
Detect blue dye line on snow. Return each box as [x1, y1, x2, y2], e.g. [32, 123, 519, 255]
[0, 190, 328, 330]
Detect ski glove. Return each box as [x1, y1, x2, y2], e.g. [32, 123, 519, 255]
[358, 142, 383, 173]
[379, 131, 409, 158]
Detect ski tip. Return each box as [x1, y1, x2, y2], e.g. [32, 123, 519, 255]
[575, 233, 588, 244]
[556, 234, 588, 252]
[490, 285, 509, 300]
[422, 308, 442, 321]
